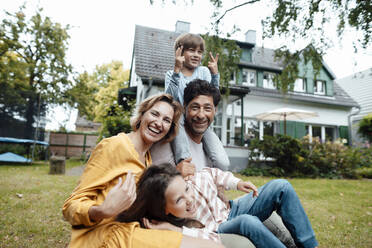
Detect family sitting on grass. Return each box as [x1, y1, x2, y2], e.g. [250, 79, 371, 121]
[63, 33, 319, 248]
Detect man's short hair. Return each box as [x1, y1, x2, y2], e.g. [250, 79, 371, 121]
[184, 79, 221, 107]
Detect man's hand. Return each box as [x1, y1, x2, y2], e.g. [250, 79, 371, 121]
[176, 157, 195, 179]
[237, 181, 259, 197]
[207, 52, 219, 75]
[174, 46, 185, 73]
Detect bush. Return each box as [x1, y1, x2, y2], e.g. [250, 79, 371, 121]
[358, 114, 372, 142]
[98, 116, 131, 141]
[247, 135, 372, 179]
[248, 134, 305, 175]
[356, 167, 372, 179]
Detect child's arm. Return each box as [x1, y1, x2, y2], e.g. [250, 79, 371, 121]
[207, 168, 259, 197]
[165, 46, 185, 101]
[205, 167, 241, 191]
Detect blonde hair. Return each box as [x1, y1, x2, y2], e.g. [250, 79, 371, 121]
[174, 33, 205, 53]
[131, 94, 183, 143]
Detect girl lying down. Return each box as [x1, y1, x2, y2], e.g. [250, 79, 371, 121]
[116, 164, 318, 248]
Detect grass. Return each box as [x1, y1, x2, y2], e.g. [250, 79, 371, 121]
[0, 160, 371, 248]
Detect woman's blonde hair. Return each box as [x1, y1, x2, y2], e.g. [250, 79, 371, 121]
[130, 94, 183, 143]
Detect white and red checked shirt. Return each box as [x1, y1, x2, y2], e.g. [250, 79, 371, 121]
[182, 167, 241, 242]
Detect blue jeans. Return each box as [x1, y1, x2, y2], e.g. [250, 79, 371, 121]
[171, 115, 229, 170]
[218, 179, 318, 248]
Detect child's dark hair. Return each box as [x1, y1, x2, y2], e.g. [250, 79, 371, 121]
[116, 164, 203, 229]
[174, 33, 205, 53]
[184, 79, 221, 107]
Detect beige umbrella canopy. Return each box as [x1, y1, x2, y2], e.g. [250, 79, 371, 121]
[254, 108, 318, 135]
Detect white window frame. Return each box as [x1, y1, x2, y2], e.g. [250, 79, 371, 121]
[294, 78, 306, 92]
[263, 72, 276, 89]
[229, 72, 236, 85]
[242, 69, 256, 86]
[314, 80, 326, 95]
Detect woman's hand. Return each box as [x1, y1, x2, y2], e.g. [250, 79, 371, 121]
[143, 218, 182, 232]
[237, 181, 259, 197]
[89, 171, 137, 222]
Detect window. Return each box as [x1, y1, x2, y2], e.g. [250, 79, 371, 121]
[294, 78, 306, 92]
[263, 72, 276, 89]
[242, 69, 256, 86]
[314, 80, 326, 95]
[229, 72, 235, 85]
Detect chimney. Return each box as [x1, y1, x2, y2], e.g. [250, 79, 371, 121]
[175, 21, 190, 33]
[245, 30, 256, 45]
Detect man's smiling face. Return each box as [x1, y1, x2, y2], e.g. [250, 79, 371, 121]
[184, 95, 216, 140]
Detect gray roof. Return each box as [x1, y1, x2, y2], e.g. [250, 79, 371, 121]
[249, 82, 359, 107]
[133, 25, 357, 107]
[134, 25, 177, 81]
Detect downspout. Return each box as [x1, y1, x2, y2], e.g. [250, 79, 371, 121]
[347, 106, 361, 146]
[145, 77, 153, 99]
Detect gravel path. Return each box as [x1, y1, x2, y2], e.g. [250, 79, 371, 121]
[66, 165, 85, 176]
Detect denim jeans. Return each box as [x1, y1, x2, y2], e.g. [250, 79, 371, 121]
[171, 115, 229, 171]
[218, 179, 318, 248]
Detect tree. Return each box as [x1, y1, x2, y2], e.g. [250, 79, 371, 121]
[358, 114, 372, 143]
[152, 0, 371, 92]
[68, 61, 133, 139]
[0, 5, 72, 138]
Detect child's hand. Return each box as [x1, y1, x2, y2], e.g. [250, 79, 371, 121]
[174, 46, 185, 73]
[237, 181, 259, 197]
[208, 52, 219, 75]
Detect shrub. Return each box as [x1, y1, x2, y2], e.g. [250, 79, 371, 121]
[248, 134, 305, 175]
[98, 116, 131, 141]
[358, 114, 372, 142]
[247, 135, 372, 179]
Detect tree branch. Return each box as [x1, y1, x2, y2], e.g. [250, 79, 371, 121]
[215, 0, 260, 24]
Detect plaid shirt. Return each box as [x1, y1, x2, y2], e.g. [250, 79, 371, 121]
[182, 168, 241, 242]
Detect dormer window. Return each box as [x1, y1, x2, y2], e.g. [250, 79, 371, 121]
[242, 69, 256, 86]
[263, 72, 276, 89]
[314, 80, 326, 95]
[294, 78, 306, 92]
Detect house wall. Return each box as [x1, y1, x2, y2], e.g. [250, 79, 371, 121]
[227, 95, 351, 126]
[336, 68, 372, 121]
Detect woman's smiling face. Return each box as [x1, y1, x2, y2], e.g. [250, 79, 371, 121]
[139, 101, 174, 145]
[164, 175, 196, 219]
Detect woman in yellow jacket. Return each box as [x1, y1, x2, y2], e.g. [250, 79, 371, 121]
[63, 93, 223, 248]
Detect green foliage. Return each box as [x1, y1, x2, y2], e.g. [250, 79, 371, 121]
[201, 33, 241, 90]
[67, 61, 131, 122]
[356, 167, 372, 179]
[249, 134, 304, 174]
[247, 134, 372, 179]
[358, 114, 372, 142]
[0, 5, 72, 138]
[0, 144, 28, 156]
[98, 105, 132, 141]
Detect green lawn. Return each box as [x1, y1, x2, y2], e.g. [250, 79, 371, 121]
[0, 160, 371, 248]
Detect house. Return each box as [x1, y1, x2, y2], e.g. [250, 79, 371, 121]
[75, 113, 101, 133]
[123, 21, 359, 171]
[336, 68, 372, 146]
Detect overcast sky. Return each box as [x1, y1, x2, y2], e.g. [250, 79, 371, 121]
[2, 0, 371, 130]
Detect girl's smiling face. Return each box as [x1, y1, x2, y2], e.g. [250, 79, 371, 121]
[164, 175, 196, 219]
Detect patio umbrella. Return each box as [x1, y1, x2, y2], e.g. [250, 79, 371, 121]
[254, 108, 318, 135]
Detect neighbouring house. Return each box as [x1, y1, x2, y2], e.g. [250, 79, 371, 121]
[75, 113, 101, 133]
[122, 21, 359, 171]
[336, 68, 372, 146]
